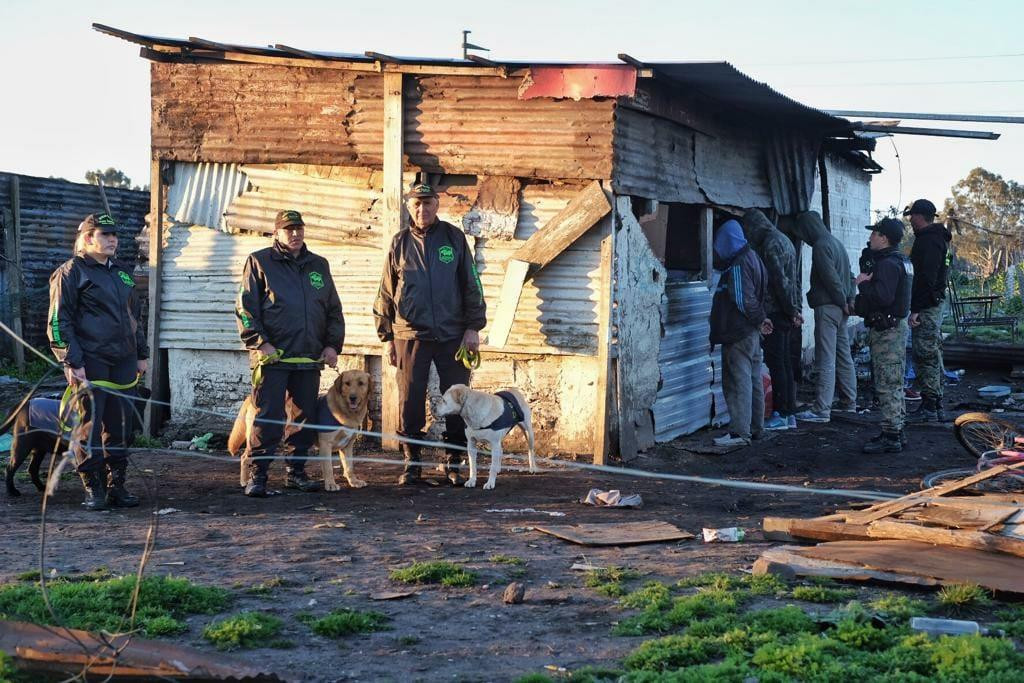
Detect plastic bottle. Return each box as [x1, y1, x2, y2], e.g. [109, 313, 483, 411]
[910, 617, 983, 637]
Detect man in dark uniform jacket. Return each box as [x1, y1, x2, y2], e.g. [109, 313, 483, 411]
[855, 218, 913, 454]
[373, 182, 487, 485]
[236, 210, 345, 497]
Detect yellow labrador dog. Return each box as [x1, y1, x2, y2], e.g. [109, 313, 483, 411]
[228, 369, 372, 490]
[437, 384, 537, 490]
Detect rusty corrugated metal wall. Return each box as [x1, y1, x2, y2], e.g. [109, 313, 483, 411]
[0, 173, 148, 350]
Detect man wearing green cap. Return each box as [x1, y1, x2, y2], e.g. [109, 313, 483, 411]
[236, 210, 346, 497]
[374, 182, 487, 485]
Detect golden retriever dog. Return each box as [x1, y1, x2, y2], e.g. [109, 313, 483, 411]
[436, 384, 537, 490]
[228, 369, 372, 490]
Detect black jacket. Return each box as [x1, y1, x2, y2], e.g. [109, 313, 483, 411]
[374, 220, 487, 342]
[910, 223, 952, 313]
[236, 241, 345, 368]
[47, 255, 147, 368]
[855, 247, 912, 327]
[710, 245, 768, 347]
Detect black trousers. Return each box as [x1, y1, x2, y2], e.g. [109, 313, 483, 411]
[761, 312, 797, 416]
[395, 337, 469, 446]
[76, 355, 138, 473]
[248, 367, 320, 471]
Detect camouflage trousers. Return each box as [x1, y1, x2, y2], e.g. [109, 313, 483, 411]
[912, 304, 944, 401]
[870, 320, 908, 432]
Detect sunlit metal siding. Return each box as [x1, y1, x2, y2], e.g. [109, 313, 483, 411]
[611, 107, 705, 203]
[151, 63, 385, 166]
[159, 224, 383, 352]
[166, 162, 248, 230]
[652, 280, 715, 440]
[0, 172, 148, 348]
[405, 76, 614, 180]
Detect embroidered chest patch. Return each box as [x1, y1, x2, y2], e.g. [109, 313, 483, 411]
[117, 271, 135, 287]
[438, 245, 455, 264]
[309, 271, 325, 289]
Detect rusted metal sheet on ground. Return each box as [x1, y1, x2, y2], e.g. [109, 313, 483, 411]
[0, 172, 148, 348]
[151, 62, 384, 165]
[652, 280, 715, 441]
[611, 106, 705, 204]
[518, 65, 637, 101]
[404, 75, 614, 179]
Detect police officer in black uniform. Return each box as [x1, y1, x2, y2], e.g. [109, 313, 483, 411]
[854, 218, 913, 454]
[236, 210, 346, 497]
[373, 182, 487, 485]
[48, 213, 148, 510]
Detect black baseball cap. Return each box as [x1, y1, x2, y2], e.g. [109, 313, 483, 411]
[78, 213, 117, 233]
[902, 199, 936, 218]
[866, 217, 904, 245]
[275, 210, 304, 230]
[406, 182, 439, 199]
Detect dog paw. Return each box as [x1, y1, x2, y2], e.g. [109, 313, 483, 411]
[464, 479, 477, 488]
[347, 478, 367, 489]
[528, 466, 539, 474]
[324, 481, 341, 492]
[483, 480, 496, 490]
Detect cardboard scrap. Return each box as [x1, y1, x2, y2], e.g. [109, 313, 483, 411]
[535, 521, 694, 547]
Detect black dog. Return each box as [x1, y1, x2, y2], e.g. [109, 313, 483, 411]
[3, 386, 150, 497]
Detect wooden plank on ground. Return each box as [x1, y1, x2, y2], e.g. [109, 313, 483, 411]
[753, 546, 941, 587]
[793, 540, 1024, 595]
[763, 516, 871, 543]
[380, 71, 404, 452]
[865, 519, 1024, 558]
[900, 502, 1019, 530]
[534, 521, 694, 547]
[846, 460, 1024, 525]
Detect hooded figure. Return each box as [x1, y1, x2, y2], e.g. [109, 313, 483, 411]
[742, 209, 801, 423]
[709, 219, 770, 446]
[790, 211, 858, 422]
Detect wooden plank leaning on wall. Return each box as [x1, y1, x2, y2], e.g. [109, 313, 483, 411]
[144, 160, 165, 435]
[380, 72, 405, 451]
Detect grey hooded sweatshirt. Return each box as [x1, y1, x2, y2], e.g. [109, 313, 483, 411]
[789, 211, 855, 309]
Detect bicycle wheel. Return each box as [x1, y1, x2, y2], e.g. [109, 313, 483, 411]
[954, 412, 1021, 459]
[921, 467, 1024, 493]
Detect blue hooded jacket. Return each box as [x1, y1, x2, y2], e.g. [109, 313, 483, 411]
[714, 219, 747, 266]
[710, 220, 769, 347]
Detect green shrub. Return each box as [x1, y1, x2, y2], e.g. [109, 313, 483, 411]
[869, 594, 928, 623]
[791, 584, 857, 603]
[623, 634, 723, 671]
[621, 581, 672, 611]
[304, 608, 388, 637]
[935, 583, 991, 616]
[389, 561, 476, 587]
[202, 611, 284, 650]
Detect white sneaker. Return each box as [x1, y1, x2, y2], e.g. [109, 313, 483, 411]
[713, 433, 751, 447]
[764, 413, 790, 431]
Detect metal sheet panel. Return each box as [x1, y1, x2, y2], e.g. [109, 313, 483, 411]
[166, 162, 248, 229]
[694, 126, 773, 208]
[612, 106, 705, 203]
[519, 66, 637, 101]
[652, 280, 716, 440]
[0, 173, 148, 348]
[405, 76, 614, 180]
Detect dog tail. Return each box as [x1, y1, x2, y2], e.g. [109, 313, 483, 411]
[226, 397, 251, 457]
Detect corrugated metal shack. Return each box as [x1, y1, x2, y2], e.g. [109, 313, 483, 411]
[0, 172, 149, 357]
[98, 24, 879, 460]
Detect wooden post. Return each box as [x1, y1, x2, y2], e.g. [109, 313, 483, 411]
[818, 151, 831, 231]
[144, 160, 165, 435]
[593, 227, 615, 465]
[5, 176, 24, 371]
[700, 207, 713, 288]
[380, 72, 405, 452]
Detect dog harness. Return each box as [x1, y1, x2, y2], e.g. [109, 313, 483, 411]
[28, 398, 63, 436]
[485, 391, 525, 431]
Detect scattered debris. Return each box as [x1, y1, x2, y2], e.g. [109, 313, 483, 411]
[486, 508, 566, 517]
[702, 527, 745, 543]
[154, 508, 180, 516]
[910, 616, 983, 637]
[509, 526, 533, 533]
[370, 591, 417, 601]
[535, 521, 694, 547]
[570, 563, 604, 572]
[312, 522, 348, 529]
[190, 432, 215, 450]
[157, 561, 185, 566]
[979, 385, 1012, 400]
[580, 489, 643, 508]
[502, 582, 526, 604]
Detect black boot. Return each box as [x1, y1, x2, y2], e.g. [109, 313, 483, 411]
[79, 469, 109, 511]
[398, 443, 422, 485]
[285, 457, 319, 492]
[933, 397, 947, 423]
[863, 431, 903, 454]
[105, 460, 139, 508]
[907, 397, 937, 423]
[244, 461, 269, 498]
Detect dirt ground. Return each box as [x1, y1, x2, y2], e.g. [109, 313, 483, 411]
[1, 367, 1020, 682]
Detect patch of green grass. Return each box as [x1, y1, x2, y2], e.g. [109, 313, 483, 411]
[674, 571, 786, 597]
[615, 587, 742, 636]
[993, 605, 1024, 638]
[14, 571, 40, 583]
[583, 566, 639, 598]
[302, 608, 388, 638]
[935, 583, 991, 616]
[744, 572, 788, 596]
[791, 584, 858, 603]
[0, 573, 231, 637]
[0, 357, 53, 384]
[131, 434, 164, 449]
[620, 581, 672, 611]
[869, 594, 928, 623]
[389, 561, 476, 587]
[202, 611, 285, 650]
[397, 635, 421, 646]
[246, 576, 288, 595]
[488, 554, 525, 565]
[675, 572, 740, 590]
[623, 634, 724, 671]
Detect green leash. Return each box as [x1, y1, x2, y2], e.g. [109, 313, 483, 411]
[455, 345, 481, 370]
[251, 349, 322, 387]
[58, 374, 141, 434]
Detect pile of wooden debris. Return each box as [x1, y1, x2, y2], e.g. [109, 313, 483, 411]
[755, 462, 1024, 595]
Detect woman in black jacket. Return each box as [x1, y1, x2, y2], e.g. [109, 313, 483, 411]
[47, 213, 147, 510]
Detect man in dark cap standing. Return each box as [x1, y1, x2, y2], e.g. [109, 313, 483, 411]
[904, 199, 952, 423]
[374, 182, 487, 485]
[854, 218, 913, 453]
[236, 210, 345, 497]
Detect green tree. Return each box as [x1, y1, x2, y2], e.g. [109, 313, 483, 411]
[944, 167, 1024, 278]
[84, 167, 135, 190]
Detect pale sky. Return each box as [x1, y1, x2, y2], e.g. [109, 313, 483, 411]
[2, 0, 1021, 214]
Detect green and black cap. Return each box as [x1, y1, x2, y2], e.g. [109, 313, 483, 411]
[406, 182, 438, 199]
[78, 213, 118, 233]
[275, 210, 305, 230]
